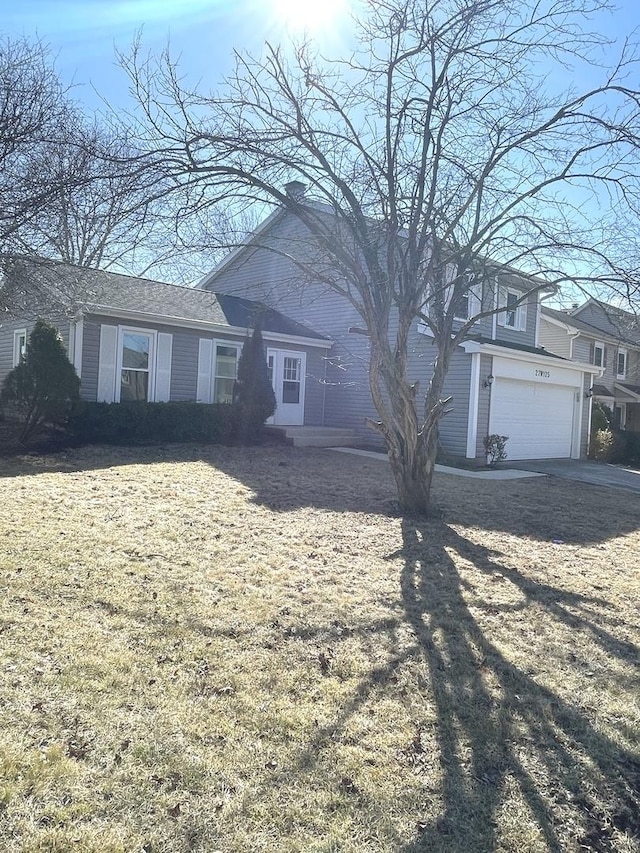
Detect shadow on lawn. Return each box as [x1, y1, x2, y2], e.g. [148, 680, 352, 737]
[392, 519, 640, 852]
[3, 442, 640, 544]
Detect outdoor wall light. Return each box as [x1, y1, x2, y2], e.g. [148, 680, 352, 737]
[483, 374, 495, 388]
[585, 387, 594, 399]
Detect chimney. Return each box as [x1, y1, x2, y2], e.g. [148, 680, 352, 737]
[284, 180, 307, 201]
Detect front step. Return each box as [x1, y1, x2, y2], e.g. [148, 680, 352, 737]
[265, 425, 358, 448]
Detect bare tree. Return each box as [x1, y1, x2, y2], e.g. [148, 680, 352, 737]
[123, 0, 640, 514]
[13, 117, 177, 276]
[0, 36, 76, 249]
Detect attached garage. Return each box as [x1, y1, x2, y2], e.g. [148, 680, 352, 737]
[488, 356, 584, 460]
[490, 378, 576, 459]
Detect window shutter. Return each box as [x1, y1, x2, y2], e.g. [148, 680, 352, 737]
[97, 324, 118, 403]
[469, 284, 482, 317]
[196, 338, 213, 403]
[518, 300, 528, 332]
[497, 287, 506, 327]
[603, 346, 608, 369]
[155, 333, 173, 402]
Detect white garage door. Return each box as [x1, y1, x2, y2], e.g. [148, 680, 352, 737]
[489, 379, 575, 459]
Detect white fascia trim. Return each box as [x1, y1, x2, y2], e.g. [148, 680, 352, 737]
[541, 312, 576, 332]
[466, 352, 481, 459]
[614, 381, 640, 402]
[460, 340, 604, 375]
[80, 305, 333, 350]
[196, 208, 284, 289]
[72, 315, 84, 376]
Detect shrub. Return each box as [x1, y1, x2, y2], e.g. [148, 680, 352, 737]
[591, 400, 614, 433]
[1, 319, 80, 444]
[483, 434, 508, 467]
[69, 401, 241, 446]
[234, 323, 277, 442]
[590, 427, 616, 461]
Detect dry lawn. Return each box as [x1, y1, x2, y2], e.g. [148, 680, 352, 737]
[0, 444, 638, 853]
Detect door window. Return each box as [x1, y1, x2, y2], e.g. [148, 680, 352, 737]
[282, 356, 301, 404]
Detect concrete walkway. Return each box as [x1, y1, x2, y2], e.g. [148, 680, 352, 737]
[330, 447, 544, 480]
[504, 458, 640, 494]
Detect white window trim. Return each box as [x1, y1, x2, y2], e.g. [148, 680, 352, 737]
[616, 347, 627, 379]
[593, 340, 605, 368]
[212, 339, 242, 404]
[453, 276, 482, 323]
[115, 326, 157, 403]
[12, 329, 27, 367]
[498, 288, 527, 331]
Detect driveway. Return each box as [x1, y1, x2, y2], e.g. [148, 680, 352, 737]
[506, 459, 640, 494]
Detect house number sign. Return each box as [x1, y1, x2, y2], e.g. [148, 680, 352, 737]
[535, 369, 551, 378]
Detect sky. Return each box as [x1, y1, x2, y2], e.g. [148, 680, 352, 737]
[1, 0, 637, 114]
[0, 0, 357, 113]
[2, 0, 640, 295]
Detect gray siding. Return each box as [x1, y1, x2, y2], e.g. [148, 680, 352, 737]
[80, 313, 326, 422]
[208, 213, 483, 451]
[572, 337, 592, 364]
[573, 335, 617, 391]
[626, 349, 640, 386]
[573, 302, 625, 339]
[539, 317, 572, 358]
[495, 290, 538, 346]
[0, 317, 71, 387]
[440, 350, 473, 457]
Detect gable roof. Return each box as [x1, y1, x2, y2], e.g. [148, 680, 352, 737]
[1, 256, 329, 343]
[541, 304, 639, 347]
[199, 202, 557, 297]
[571, 299, 640, 346]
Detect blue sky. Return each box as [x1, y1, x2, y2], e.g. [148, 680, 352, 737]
[1, 0, 637, 114]
[2, 1, 639, 294]
[1, 0, 356, 112]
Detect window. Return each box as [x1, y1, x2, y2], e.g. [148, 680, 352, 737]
[12, 329, 27, 367]
[120, 331, 152, 401]
[453, 274, 482, 322]
[617, 348, 627, 379]
[497, 288, 527, 331]
[282, 356, 301, 403]
[593, 341, 605, 368]
[505, 291, 519, 327]
[214, 344, 239, 403]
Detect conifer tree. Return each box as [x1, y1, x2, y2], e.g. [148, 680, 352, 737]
[234, 322, 276, 441]
[1, 319, 80, 443]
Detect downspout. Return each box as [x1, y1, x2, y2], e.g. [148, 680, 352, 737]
[321, 350, 328, 426]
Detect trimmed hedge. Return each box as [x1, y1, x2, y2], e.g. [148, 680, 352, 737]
[68, 401, 269, 446]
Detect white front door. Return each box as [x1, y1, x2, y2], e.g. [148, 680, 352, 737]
[267, 349, 306, 425]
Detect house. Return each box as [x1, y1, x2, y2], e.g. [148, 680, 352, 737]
[198, 201, 597, 462]
[0, 257, 332, 418]
[540, 300, 640, 431]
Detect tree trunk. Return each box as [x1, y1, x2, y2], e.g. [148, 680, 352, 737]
[368, 326, 453, 517]
[387, 421, 439, 516]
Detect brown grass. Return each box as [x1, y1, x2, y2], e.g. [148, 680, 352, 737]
[0, 444, 638, 853]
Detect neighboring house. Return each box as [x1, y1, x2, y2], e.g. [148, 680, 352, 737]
[540, 300, 640, 432]
[0, 257, 332, 422]
[199, 201, 596, 462]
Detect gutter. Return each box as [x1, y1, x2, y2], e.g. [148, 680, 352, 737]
[81, 304, 334, 350]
